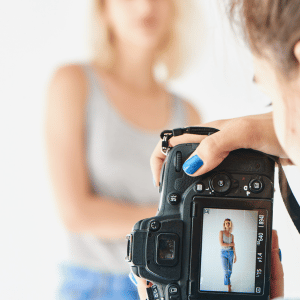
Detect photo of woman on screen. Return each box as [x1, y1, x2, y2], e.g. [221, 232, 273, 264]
[219, 218, 237, 292]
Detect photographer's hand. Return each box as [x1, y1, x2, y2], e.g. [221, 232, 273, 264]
[134, 276, 152, 300]
[271, 230, 284, 299]
[151, 112, 287, 184]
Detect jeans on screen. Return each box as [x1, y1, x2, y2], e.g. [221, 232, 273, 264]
[221, 249, 234, 285]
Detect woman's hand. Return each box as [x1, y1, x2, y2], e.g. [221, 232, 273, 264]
[151, 112, 287, 184]
[270, 230, 284, 299]
[234, 255, 237, 263]
[134, 276, 152, 300]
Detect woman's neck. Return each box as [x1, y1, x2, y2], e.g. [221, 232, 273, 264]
[112, 41, 158, 91]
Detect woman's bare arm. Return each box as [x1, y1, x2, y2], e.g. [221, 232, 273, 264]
[232, 235, 237, 262]
[45, 65, 157, 239]
[219, 231, 235, 247]
[219, 231, 224, 246]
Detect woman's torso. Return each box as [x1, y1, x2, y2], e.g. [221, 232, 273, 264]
[222, 231, 233, 250]
[65, 64, 190, 274]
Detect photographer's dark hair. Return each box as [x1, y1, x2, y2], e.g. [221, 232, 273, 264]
[229, 0, 300, 79]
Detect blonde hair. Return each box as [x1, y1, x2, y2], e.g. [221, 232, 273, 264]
[223, 218, 233, 233]
[88, 0, 203, 80]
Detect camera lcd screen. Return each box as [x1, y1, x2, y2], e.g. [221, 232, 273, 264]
[199, 208, 267, 294]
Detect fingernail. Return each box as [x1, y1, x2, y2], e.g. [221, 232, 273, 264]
[279, 248, 282, 262]
[153, 177, 156, 187]
[183, 155, 203, 175]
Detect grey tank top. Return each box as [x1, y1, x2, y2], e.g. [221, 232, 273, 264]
[65, 65, 189, 274]
[222, 232, 233, 250]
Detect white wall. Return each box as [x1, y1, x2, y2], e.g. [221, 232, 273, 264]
[0, 0, 299, 299]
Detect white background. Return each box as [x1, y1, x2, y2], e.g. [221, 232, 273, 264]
[0, 0, 299, 299]
[201, 209, 258, 293]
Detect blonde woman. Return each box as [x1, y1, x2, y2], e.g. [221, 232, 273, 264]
[45, 0, 200, 299]
[219, 218, 237, 292]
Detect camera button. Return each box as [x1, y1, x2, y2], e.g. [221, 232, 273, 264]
[210, 173, 231, 194]
[195, 182, 205, 193]
[168, 285, 179, 295]
[149, 220, 161, 231]
[249, 179, 264, 193]
[175, 151, 183, 172]
[168, 193, 180, 205]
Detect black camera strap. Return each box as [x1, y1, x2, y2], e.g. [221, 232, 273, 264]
[160, 126, 219, 154]
[161, 126, 300, 234]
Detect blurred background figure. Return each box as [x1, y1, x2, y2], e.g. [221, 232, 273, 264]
[45, 0, 200, 299]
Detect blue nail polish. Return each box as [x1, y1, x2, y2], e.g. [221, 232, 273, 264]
[183, 155, 203, 175]
[153, 177, 156, 187]
[279, 248, 282, 262]
[129, 272, 138, 286]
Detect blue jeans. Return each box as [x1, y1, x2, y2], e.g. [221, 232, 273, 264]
[221, 249, 234, 285]
[57, 264, 139, 300]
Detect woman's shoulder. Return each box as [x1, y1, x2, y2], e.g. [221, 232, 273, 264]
[47, 63, 88, 106]
[46, 64, 89, 127]
[49, 64, 87, 89]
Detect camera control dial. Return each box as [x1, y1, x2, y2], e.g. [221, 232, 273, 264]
[210, 173, 231, 194]
[249, 178, 264, 193]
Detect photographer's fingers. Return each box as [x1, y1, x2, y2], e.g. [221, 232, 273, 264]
[150, 119, 230, 185]
[182, 114, 283, 177]
[134, 276, 152, 300]
[150, 134, 209, 186]
[182, 122, 247, 177]
[150, 141, 165, 187]
[270, 230, 284, 299]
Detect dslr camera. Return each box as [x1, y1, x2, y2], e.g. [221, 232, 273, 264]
[126, 143, 275, 300]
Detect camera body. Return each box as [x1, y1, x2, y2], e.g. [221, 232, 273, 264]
[126, 144, 275, 300]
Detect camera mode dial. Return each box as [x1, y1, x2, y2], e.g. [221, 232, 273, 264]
[210, 173, 231, 194]
[249, 178, 264, 193]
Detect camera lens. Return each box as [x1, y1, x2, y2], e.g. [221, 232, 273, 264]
[210, 173, 231, 194]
